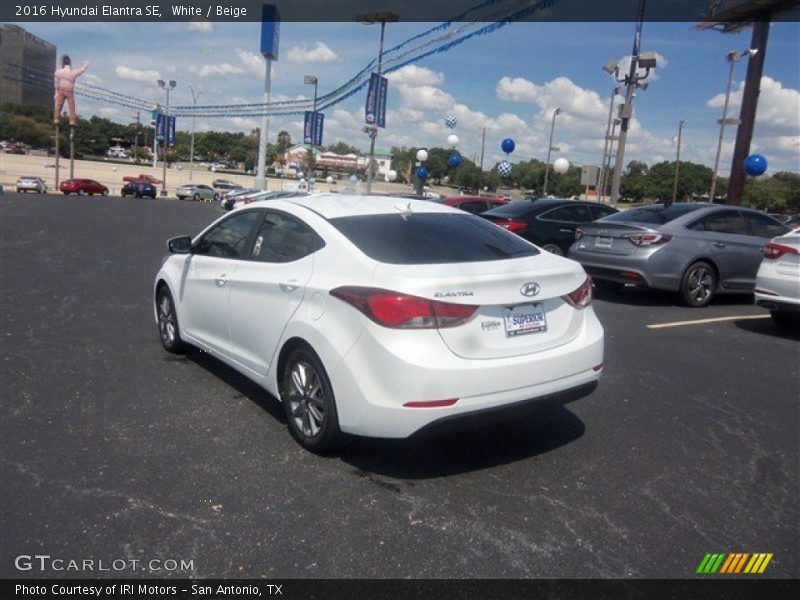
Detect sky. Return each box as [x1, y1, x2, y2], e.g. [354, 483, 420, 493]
[11, 18, 800, 174]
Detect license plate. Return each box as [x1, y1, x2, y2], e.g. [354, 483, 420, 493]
[595, 236, 613, 249]
[504, 304, 546, 337]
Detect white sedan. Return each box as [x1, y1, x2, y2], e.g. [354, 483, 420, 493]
[153, 195, 604, 452]
[754, 228, 800, 327]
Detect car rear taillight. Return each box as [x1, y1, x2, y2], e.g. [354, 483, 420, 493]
[494, 219, 526, 233]
[562, 276, 593, 309]
[762, 242, 799, 260]
[627, 232, 672, 246]
[575, 228, 585, 241]
[330, 287, 477, 329]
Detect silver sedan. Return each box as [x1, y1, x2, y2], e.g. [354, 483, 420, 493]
[176, 184, 219, 202]
[16, 176, 47, 193]
[569, 203, 789, 307]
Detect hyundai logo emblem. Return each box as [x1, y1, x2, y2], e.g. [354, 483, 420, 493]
[520, 282, 540, 297]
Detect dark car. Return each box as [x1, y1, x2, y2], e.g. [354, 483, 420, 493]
[481, 198, 619, 255]
[59, 179, 109, 196]
[437, 194, 508, 215]
[121, 181, 157, 198]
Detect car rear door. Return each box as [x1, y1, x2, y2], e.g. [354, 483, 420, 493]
[536, 204, 593, 252]
[179, 210, 261, 354]
[693, 210, 757, 290]
[226, 210, 321, 377]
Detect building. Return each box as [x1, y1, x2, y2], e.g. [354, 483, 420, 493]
[0, 24, 57, 110]
[281, 144, 393, 179]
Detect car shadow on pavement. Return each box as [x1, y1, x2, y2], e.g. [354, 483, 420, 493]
[734, 316, 800, 341]
[337, 406, 586, 479]
[181, 347, 287, 425]
[595, 286, 753, 308]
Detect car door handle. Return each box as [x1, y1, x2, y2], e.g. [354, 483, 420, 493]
[280, 280, 299, 293]
[712, 242, 726, 248]
[559, 228, 573, 233]
[215, 274, 228, 287]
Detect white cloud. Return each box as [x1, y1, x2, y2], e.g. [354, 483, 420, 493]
[115, 65, 160, 82]
[99, 107, 118, 117]
[395, 84, 455, 112]
[496, 76, 539, 102]
[286, 42, 339, 64]
[235, 48, 264, 76]
[187, 21, 213, 33]
[386, 65, 444, 87]
[190, 63, 245, 77]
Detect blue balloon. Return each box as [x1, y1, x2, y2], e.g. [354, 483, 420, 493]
[501, 138, 515, 154]
[448, 153, 461, 168]
[744, 153, 767, 177]
[416, 166, 429, 180]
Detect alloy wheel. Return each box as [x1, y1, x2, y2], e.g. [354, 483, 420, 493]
[687, 265, 713, 305]
[286, 361, 326, 438]
[158, 293, 177, 346]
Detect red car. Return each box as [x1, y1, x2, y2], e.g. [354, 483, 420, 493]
[438, 194, 508, 214]
[60, 179, 109, 196]
[122, 174, 162, 184]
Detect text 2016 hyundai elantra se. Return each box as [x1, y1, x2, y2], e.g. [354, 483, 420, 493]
[154, 194, 604, 452]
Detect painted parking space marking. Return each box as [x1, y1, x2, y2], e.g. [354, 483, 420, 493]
[646, 315, 770, 330]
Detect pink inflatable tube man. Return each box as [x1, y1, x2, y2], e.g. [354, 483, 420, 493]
[54, 54, 89, 126]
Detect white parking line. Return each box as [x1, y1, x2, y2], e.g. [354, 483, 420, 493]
[646, 315, 770, 330]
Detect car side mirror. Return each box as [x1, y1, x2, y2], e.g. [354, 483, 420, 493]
[167, 235, 193, 254]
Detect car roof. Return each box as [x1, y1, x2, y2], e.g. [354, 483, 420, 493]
[249, 193, 459, 219]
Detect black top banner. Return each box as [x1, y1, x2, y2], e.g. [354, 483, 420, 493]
[2, 579, 800, 600]
[3, 0, 800, 23]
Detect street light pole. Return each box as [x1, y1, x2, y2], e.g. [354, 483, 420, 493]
[598, 87, 620, 203]
[255, 57, 273, 191]
[304, 75, 319, 172]
[358, 11, 398, 194]
[543, 107, 561, 196]
[709, 48, 754, 202]
[188, 85, 202, 182]
[672, 119, 685, 203]
[158, 80, 176, 197]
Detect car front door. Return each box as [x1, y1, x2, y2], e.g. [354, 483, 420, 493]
[536, 204, 593, 253]
[226, 210, 322, 378]
[179, 210, 261, 354]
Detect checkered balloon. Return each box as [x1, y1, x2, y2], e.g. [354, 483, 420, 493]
[444, 114, 458, 129]
[498, 160, 512, 177]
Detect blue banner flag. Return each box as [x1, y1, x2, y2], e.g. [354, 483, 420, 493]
[303, 111, 324, 146]
[156, 115, 176, 146]
[365, 73, 388, 129]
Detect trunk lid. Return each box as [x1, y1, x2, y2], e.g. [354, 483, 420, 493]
[575, 222, 656, 256]
[372, 253, 588, 359]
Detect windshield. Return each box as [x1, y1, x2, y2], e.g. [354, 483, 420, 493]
[330, 213, 538, 264]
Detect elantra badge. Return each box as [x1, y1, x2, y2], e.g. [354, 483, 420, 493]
[520, 282, 540, 297]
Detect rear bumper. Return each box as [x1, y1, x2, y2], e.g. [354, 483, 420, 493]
[331, 310, 604, 439]
[568, 246, 680, 291]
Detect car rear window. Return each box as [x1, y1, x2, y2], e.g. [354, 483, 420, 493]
[481, 200, 537, 219]
[330, 213, 538, 264]
[602, 204, 704, 225]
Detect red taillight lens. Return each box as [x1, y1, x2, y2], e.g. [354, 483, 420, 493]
[575, 228, 585, 241]
[627, 232, 672, 246]
[762, 242, 799, 260]
[330, 287, 477, 329]
[563, 276, 593, 309]
[494, 219, 526, 233]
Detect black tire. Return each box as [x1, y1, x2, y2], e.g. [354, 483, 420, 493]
[156, 286, 187, 354]
[594, 279, 624, 293]
[213, 193, 220, 202]
[771, 310, 799, 329]
[541, 243, 564, 256]
[193, 193, 201, 202]
[680, 261, 716, 307]
[78, 189, 86, 196]
[281, 346, 343, 453]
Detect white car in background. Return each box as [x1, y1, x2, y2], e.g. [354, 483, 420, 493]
[16, 176, 47, 193]
[153, 195, 604, 452]
[754, 228, 800, 327]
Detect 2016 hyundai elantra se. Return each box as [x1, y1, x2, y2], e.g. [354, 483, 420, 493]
[154, 194, 604, 452]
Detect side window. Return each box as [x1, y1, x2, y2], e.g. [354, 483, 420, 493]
[541, 204, 593, 223]
[458, 201, 488, 214]
[744, 212, 789, 239]
[194, 211, 260, 258]
[251, 211, 323, 263]
[589, 205, 617, 220]
[700, 210, 747, 235]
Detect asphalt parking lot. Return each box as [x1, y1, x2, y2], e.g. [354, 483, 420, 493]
[1, 193, 798, 579]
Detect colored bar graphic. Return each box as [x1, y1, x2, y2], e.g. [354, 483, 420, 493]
[710, 553, 726, 573]
[734, 553, 749, 573]
[700, 552, 772, 575]
[719, 554, 736, 574]
[758, 554, 773, 573]
[696, 553, 713, 574]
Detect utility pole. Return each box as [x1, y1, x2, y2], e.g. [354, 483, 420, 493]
[609, 0, 657, 206]
[358, 11, 398, 194]
[543, 107, 562, 196]
[478, 127, 486, 192]
[188, 85, 202, 182]
[672, 119, 685, 203]
[598, 87, 620, 203]
[158, 80, 176, 197]
[133, 111, 140, 164]
[255, 58, 273, 190]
